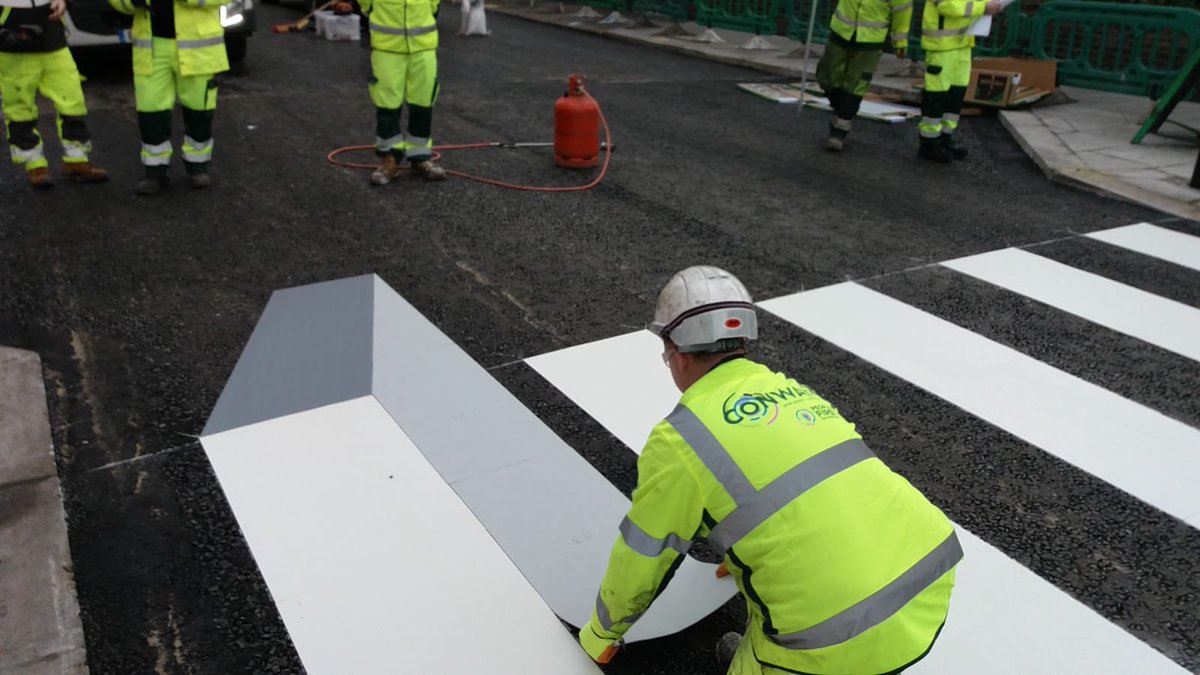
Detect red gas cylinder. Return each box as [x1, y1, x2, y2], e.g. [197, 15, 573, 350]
[554, 74, 601, 169]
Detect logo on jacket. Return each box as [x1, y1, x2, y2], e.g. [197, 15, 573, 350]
[722, 393, 779, 426]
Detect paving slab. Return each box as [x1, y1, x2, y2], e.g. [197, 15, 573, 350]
[0, 348, 89, 675]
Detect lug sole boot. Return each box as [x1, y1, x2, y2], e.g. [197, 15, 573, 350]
[371, 155, 403, 185]
[941, 134, 968, 160]
[63, 162, 109, 182]
[189, 172, 211, 189]
[135, 175, 170, 196]
[410, 158, 446, 181]
[918, 138, 952, 163]
[28, 167, 54, 189]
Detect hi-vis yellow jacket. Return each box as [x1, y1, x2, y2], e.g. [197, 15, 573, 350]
[360, 0, 439, 53]
[108, 0, 231, 77]
[830, 0, 913, 51]
[920, 0, 986, 51]
[582, 358, 961, 674]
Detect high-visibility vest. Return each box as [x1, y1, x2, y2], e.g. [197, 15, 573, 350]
[829, 0, 913, 50]
[108, 0, 230, 77]
[920, 0, 985, 51]
[359, 0, 439, 54]
[593, 358, 960, 674]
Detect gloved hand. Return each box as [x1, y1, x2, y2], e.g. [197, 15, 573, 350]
[984, 0, 1003, 15]
[579, 620, 622, 666]
[49, 0, 66, 21]
[895, 46, 906, 60]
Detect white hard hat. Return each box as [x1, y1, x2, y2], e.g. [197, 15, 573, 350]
[648, 265, 757, 353]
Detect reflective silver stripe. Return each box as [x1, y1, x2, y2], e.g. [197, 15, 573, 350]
[143, 140, 172, 154]
[61, 139, 91, 159]
[708, 439, 875, 553]
[141, 140, 172, 166]
[856, 18, 889, 28]
[923, 26, 971, 37]
[943, 113, 960, 123]
[177, 36, 225, 49]
[375, 133, 405, 149]
[666, 404, 757, 503]
[619, 516, 692, 558]
[832, 7, 854, 25]
[406, 134, 431, 148]
[196, 0, 206, 6]
[891, 1, 912, 12]
[10, 144, 45, 163]
[182, 136, 214, 162]
[831, 117, 853, 131]
[832, 7, 887, 29]
[890, 31, 908, 43]
[132, 38, 153, 48]
[963, 1, 974, 17]
[769, 530, 963, 651]
[369, 22, 437, 36]
[594, 592, 643, 631]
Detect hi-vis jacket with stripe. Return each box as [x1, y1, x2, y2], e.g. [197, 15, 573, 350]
[587, 358, 961, 674]
[360, 0, 439, 54]
[108, 0, 230, 77]
[920, 0, 985, 51]
[830, 0, 913, 51]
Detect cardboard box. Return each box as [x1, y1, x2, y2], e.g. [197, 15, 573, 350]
[966, 57, 1058, 108]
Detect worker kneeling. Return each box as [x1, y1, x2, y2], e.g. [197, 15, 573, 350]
[580, 266, 961, 674]
[362, 0, 446, 184]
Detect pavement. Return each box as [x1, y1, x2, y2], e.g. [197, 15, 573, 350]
[489, 0, 1200, 220]
[0, 4, 1196, 673]
[0, 348, 89, 675]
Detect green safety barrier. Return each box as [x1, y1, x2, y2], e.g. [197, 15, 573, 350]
[631, 0, 689, 20]
[785, 0, 834, 43]
[1028, 1, 1200, 97]
[582, 0, 629, 11]
[696, 0, 781, 33]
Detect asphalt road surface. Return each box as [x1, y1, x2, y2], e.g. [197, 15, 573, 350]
[1, 4, 1197, 673]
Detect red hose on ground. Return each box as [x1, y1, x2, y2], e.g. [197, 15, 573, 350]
[326, 98, 613, 193]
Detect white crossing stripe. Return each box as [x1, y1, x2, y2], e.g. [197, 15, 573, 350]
[759, 282, 1200, 528]
[1086, 222, 1200, 273]
[201, 396, 601, 675]
[528, 329, 1192, 674]
[942, 248, 1200, 362]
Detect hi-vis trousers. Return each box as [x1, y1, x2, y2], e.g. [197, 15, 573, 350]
[369, 48, 438, 161]
[135, 37, 218, 175]
[919, 47, 971, 141]
[0, 48, 92, 171]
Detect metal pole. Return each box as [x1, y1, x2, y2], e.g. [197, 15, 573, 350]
[796, 0, 821, 116]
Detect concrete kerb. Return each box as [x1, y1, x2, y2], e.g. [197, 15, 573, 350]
[0, 347, 89, 675]
[1000, 110, 1200, 221]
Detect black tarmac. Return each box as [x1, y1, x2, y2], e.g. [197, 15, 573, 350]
[1, 5, 1196, 673]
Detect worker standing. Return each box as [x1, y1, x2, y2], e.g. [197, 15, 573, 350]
[360, 0, 446, 185]
[815, 0, 912, 152]
[0, 0, 108, 188]
[109, 0, 230, 194]
[579, 266, 962, 674]
[918, 0, 1003, 162]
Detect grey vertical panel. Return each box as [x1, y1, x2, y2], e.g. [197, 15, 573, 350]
[369, 277, 736, 640]
[203, 275, 376, 436]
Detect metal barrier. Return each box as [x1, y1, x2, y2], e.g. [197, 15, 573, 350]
[582, 0, 629, 11]
[695, 0, 780, 33]
[785, 0, 834, 43]
[1028, 1, 1200, 97]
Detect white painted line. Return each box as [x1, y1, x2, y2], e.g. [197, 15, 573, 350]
[201, 396, 601, 675]
[527, 331, 674, 455]
[759, 283, 1200, 528]
[943, 248, 1200, 362]
[1086, 222, 1200, 273]
[530, 328, 1191, 674]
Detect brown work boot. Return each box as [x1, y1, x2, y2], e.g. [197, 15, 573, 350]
[63, 161, 109, 182]
[371, 154, 403, 186]
[27, 167, 53, 189]
[410, 158, 446, 181]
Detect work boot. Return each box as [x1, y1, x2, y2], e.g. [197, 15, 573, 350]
[410, 158, 446, 181]
[27, 167, 54, 190]
[189, 172, 212, 189]
[135, 175, 170, 196]
[940, 134, 968, 160]
[62, 161, 109, 182]
[715, 631, 741, 669]
[371, 154, 403, 185]
[918, 138, 952, 164]
[825, 135, 844, 152]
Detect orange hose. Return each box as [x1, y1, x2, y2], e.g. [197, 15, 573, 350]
[326, 95, 613, 193]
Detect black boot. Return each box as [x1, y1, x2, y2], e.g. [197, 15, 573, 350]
[941, 133, 968, 160]
[135, 170, 170, 195]
[918, 138, 952, 163]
